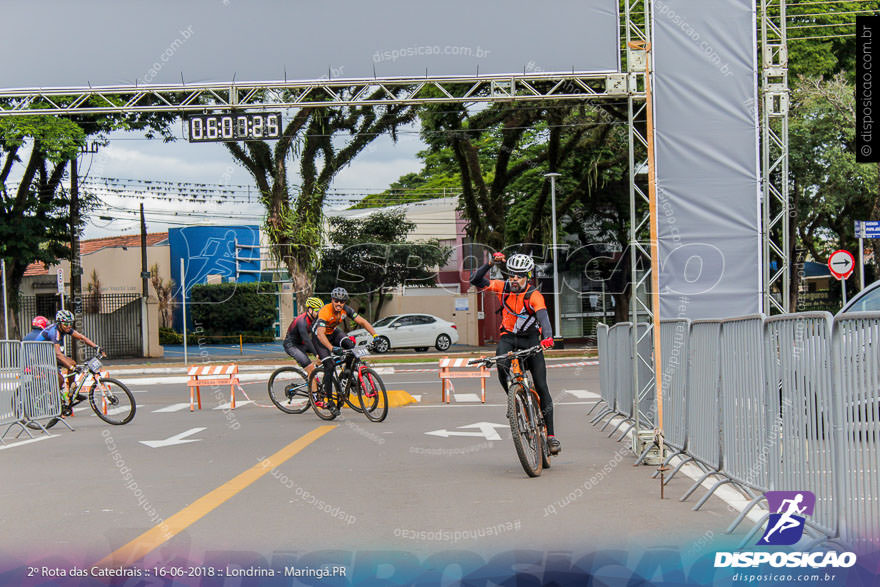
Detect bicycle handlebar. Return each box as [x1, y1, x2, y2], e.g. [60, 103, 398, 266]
[467, 344, 544, 367]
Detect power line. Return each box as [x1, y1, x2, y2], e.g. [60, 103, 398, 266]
[791, 0, 877, 5]
[787, 9, 879, 17]
[788, 22, 857, 29]
[789, 32, 857, 39]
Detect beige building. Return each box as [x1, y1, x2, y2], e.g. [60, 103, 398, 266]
[21, 234, 169, 357]
[20, 196, 476, 351]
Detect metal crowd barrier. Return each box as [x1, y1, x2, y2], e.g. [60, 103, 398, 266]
[591, 322, 631, 431]
[833, 313, 880, 549]
[713, 316, 769, 501]
[613, 322, 634, 423]
[592, 323, 613, 417]
[594, 309, 880, 549]
[0, 340, 25, 441]
[682, 321, 723, 476]
[19, 341, 64, 433]
[635, 322, 655, 429]
[659, 320, 689, 452]
[759, 313, 838, 544]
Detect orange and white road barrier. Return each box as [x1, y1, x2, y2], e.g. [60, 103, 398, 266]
[438, 357, 489, 403]
[187, 364, 240, 411]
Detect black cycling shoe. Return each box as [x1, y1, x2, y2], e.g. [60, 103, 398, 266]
[75, 392, 87, 402]
[547, 436, 562, 455]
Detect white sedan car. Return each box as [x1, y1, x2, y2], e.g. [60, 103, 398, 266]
[349, 313, 459, 353]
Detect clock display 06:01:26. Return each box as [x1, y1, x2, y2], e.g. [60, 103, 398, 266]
[188, 113, 281, 142]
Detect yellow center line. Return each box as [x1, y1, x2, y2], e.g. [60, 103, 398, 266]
[95, 424, 336, 568]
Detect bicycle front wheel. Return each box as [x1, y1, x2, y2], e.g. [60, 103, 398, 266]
[268, 367, 311, 414]
[358, 367, 388, 423]
[508, 384, 542, 477]
[308, 367, 341, 421]
[89, 377, 136, 425]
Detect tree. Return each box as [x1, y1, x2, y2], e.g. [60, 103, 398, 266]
[785, 0, 880, 80]
[0, 99, 175, 336]
[150, 263, 175, 328]
[417, 98, 628, 250]
[789, 74, 879, 303]
[190, 282, 276, 336]
[0, 116, 85, 335]
[315, 209, 451, 319]
[223, 89, 417, 306]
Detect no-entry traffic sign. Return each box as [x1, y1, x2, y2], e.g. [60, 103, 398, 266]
[828, 250, 855, 281]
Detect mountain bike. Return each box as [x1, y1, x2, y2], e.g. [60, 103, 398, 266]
[25, 348, 136, 429]
[308, 346, 388, 422]
[469, 345, 551, 477]
[267, 365, 311, 414]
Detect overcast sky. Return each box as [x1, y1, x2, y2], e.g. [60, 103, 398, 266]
[68, 123, 426, 239]
[1, 0, 621, 240]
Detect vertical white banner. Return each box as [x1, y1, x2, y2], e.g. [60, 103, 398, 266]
[652, 0, 761, 319]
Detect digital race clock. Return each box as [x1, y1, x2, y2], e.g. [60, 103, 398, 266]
[187, 112, 282, 142]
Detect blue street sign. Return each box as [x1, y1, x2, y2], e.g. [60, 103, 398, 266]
[855, 220, 880, 238]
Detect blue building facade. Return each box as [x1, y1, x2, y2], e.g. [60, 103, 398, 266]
[169, 225, 261, 330]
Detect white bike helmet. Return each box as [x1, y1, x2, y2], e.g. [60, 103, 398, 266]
[506, 254, 535, 277]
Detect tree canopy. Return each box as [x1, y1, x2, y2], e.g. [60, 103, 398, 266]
[315, 209, 451, 318]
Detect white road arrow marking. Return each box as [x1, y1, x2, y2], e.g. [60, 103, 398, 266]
[425, 422, 507, 441]
[139, 427, 206, 448]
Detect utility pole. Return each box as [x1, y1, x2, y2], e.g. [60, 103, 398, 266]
[71, 142, 99, 361]
[544, 172, 563, 347]
[70, 156, 82, 362]
[141, 204, 149, 298]
[141, 203, 149, 356]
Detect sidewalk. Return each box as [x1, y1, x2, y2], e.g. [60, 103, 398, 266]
[106, 344, 597, 375]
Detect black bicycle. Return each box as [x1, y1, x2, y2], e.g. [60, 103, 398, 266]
[267, 365, 311, 414]
[308, 346, 388, 422]
[469, 345, 551, 477]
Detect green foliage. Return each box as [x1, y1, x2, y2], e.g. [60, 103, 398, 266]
[790, 74, 878, 260]
[159, 327, 180, 345]
[224, 89, 418, 300]
[0, 116, 85, 163]
[785, 0, 880, 80]
[315, 210, 451, 306]
[189, 282, 278, 336]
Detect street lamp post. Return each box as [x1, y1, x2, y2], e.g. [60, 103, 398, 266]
[544, 172, 562, 346]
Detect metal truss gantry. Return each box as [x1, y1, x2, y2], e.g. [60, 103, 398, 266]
[762, 0, 791, 314]
[0, 1, 788, 460]
[624, 0, 659, 457]
[0, 73, 632, 116]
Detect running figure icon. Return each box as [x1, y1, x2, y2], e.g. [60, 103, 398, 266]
[758, 491, 816, 546]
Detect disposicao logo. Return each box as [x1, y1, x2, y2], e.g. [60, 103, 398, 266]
[713, 490, 858, 569]
[758, 491, 815, 546]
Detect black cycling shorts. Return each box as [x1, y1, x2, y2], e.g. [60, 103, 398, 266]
[283, 343, 312, 368]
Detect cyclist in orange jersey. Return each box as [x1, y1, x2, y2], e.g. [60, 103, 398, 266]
[471, 252, 560, 455]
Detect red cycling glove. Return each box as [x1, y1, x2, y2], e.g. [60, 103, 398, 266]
[540, 337, 554, 349]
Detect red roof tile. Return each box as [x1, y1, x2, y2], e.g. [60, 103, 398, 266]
[23, 262, 49, 276]
[79, 232, 168, 255]
[21, 233, 168, 277]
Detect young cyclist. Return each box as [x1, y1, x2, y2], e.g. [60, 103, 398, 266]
[283, 297, 324, 376]
[37, 310, 102, 398]
[470, 252, 560, 454]
[22, 315, 49, 341]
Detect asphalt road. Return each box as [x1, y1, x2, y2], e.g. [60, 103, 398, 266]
[0, 363, 755, 584]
